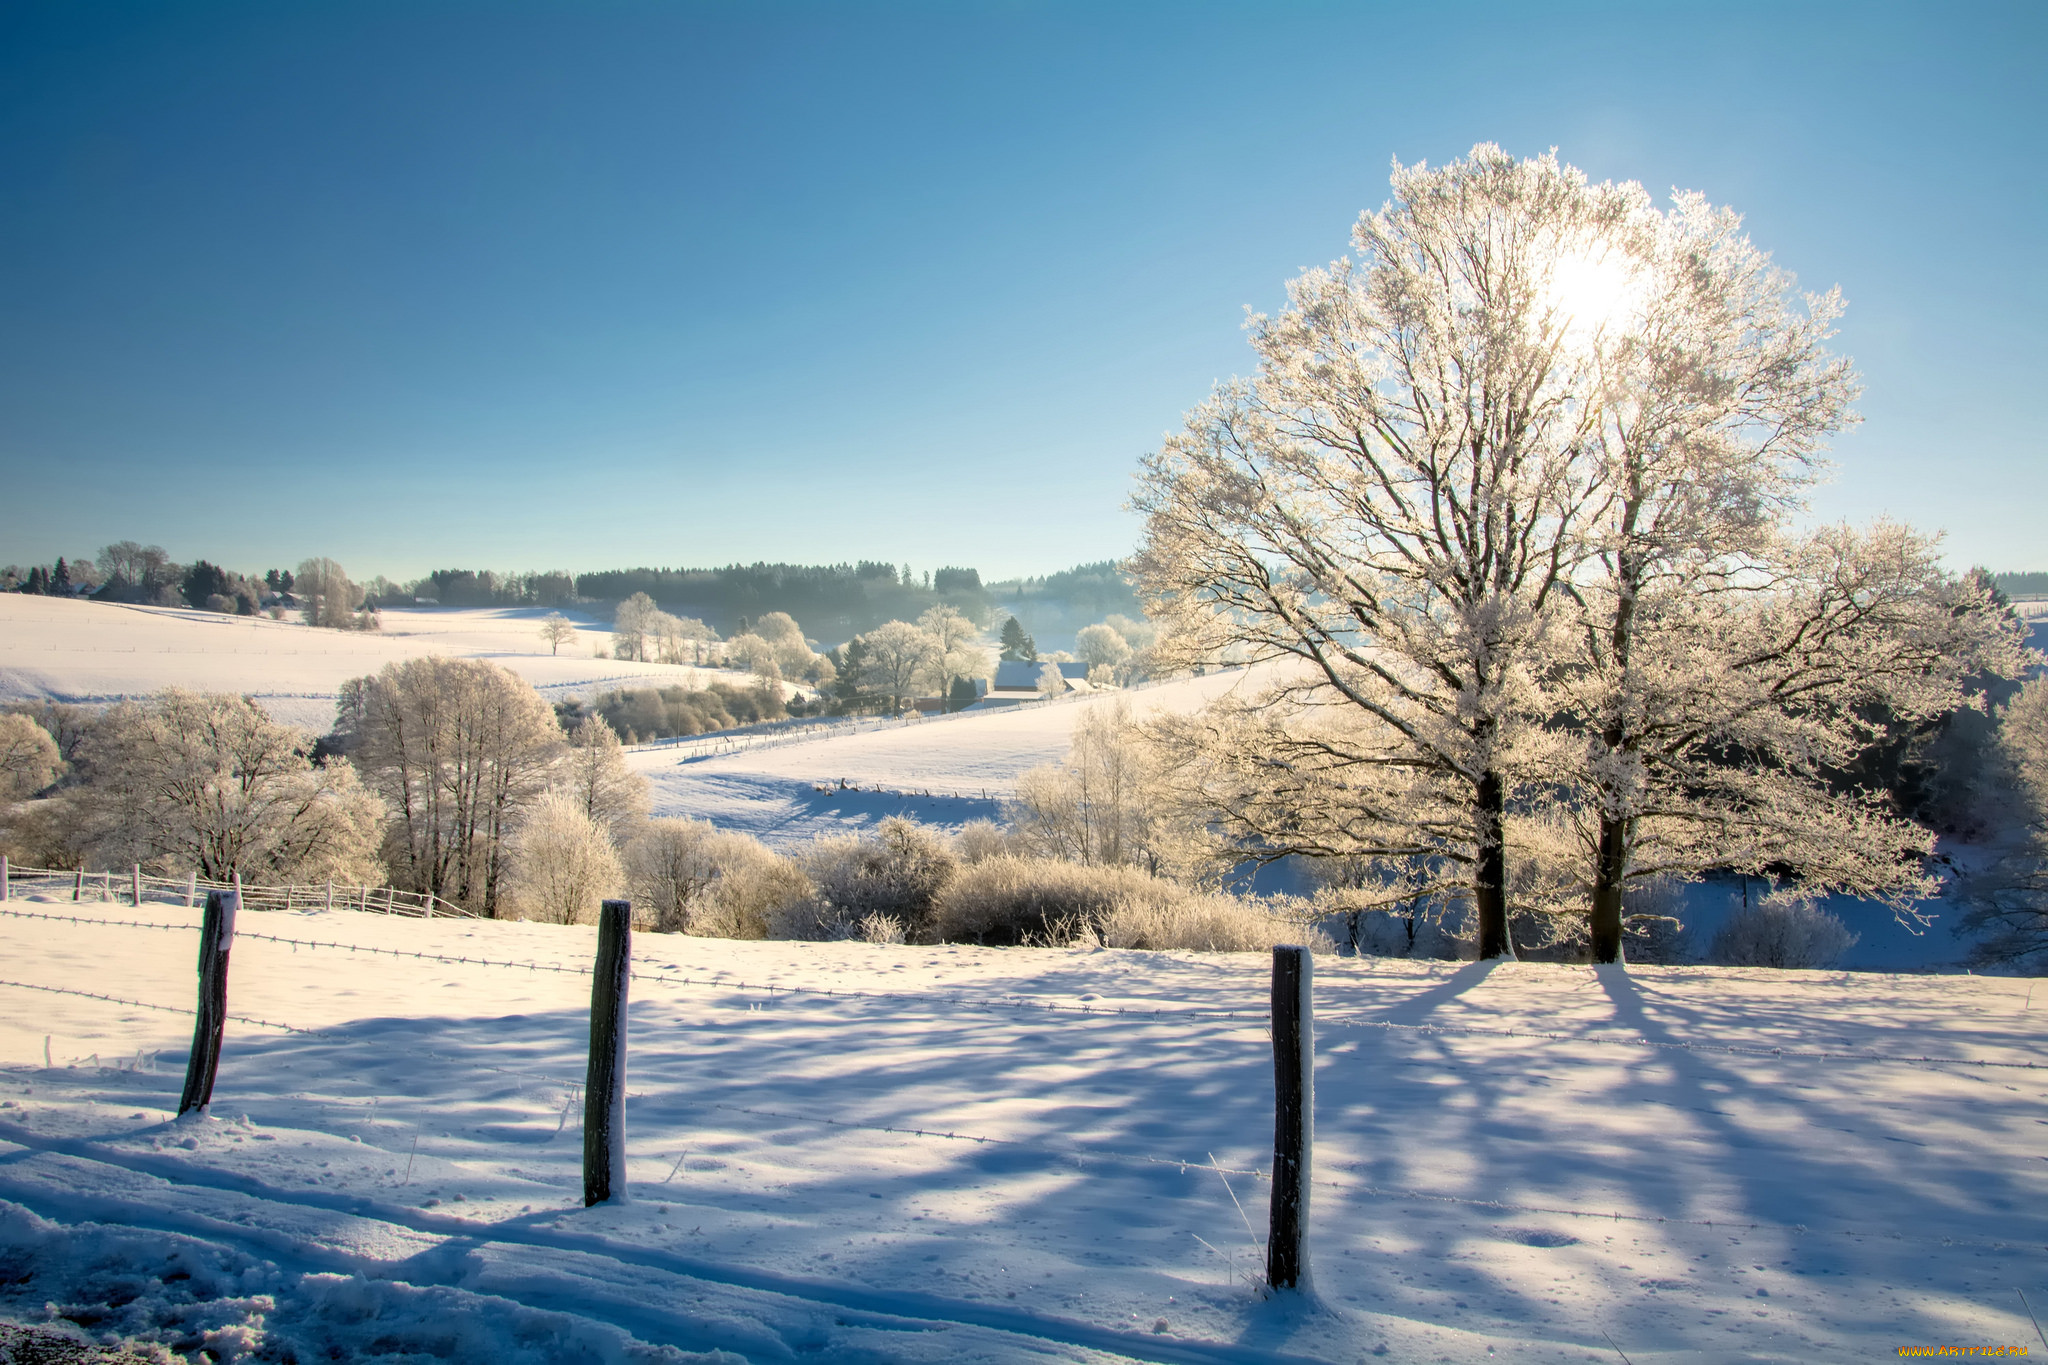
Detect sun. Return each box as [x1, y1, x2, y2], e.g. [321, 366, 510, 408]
[1540, 246, 1643, 345]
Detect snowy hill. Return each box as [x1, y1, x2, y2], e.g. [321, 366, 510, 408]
[0, 595, 761, 731]
[626, 669, 1268, 846]
[1, 896, 2040, 1362]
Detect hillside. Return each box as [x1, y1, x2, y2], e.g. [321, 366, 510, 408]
[0, 595, 768, 731]
[0, 896, 2039, 1362]
[625, 669, 1266, 846]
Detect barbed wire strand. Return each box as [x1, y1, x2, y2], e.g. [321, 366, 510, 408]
[2, 977, 2035, 1256]
[6, 907, 2041, 1072]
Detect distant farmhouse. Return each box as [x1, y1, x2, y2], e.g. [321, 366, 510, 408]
[981, 658, 1096, 705]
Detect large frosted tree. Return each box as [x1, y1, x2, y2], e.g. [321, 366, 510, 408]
[352, 658, 565, 915]
[1133, 143, 2020, 961]
[1131, 145, 1641, 958]
[1535, 188, 2020, 959]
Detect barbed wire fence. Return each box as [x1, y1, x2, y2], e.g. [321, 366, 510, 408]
[1, 894, 2043, 1287]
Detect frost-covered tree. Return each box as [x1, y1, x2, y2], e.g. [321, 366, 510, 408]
[297, 558, 368, 630]
[1959, 677, 2048, 972]
[1131, 145, 1635, 958]
[505, 790, 622, 925]
[352, 658, 565, 915]
[1007, 700, 1217, 880]
[725, 631, 781, 681]
[611, 592, 659, 661]
[858, 620, 937, 712]
[0, 713, 64, 801]
[1520, 179, 2022, 958]
[1558, 525, 2023, 959]
[562, 716, 650, 840]
[917, 605, 988, 694]
[1075, 623, 1133, 682]
[72, 690, 384, 881]
[538, 612, 577, 656]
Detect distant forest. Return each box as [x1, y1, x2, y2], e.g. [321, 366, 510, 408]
[1992, 571, 2048, 600]
[403, 559, 1143, 639]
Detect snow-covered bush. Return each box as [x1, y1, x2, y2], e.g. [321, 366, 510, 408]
[1099, 891, 1329, 954]
[504, 791, 622, 925]
[623, 818, 796, 939]
[931, 855, 1318, 952]
[951, 818, 1013, 864]
[786, 818, 957, 941]
[1708, 899, 1857, 969]
[930, 855, 1163, 945]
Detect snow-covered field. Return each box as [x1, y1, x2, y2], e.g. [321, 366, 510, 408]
[0, 595, 753, 731]
[1, 896, 2041, 1362]
[627, 671, 1267, 847]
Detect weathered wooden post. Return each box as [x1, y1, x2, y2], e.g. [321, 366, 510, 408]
[185, 872, 196, 909]
[72, 868, 83, 902]
[583, 898, 632, 1206]
[131, 864, 143, 908]
[1267, 944, 1313, 1290]
[325, 879, 334, 912]
[1, 854, 9, 901]
[177, 890, 239, 1116]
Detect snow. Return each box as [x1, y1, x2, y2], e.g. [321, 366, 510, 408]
[3, 894, 2043, 1362]
[0, 595, 761, 732]
[626, 670, 1268, 847]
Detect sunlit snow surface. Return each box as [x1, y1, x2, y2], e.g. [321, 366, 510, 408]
[0, 594, 758, 731]
[626, 669, 1268, 848]
[3, 898, 2043, 1362]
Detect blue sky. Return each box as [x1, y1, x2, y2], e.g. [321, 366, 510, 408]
[1, 1, 2041, 581]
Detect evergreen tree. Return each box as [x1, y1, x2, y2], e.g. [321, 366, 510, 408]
[999, 616, 1036, 661]
[52, 559, 70, 594]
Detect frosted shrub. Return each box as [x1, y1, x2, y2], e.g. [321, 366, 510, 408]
[505, 791, 622, 926]
[1100, 892, 1329, 954]
[930, 856, 1165, 946]
[952, 818, 1013, 865]
[792, 818, 957, 941]
[931, 856, 1320, 953]
[1708, 900, 1857, 969]
[625, 819, 805, 939]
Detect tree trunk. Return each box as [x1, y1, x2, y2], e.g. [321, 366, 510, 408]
[1474, 770, 1511, 959]
[1590, 814, 1627, 963]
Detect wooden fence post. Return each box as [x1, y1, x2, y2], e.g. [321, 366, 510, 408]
[1, 855, 8, 901]
[185, 872, 196, 909]
[1267, 943, 1313, 1291]
[583, 899, 632, 1206]
[73, 868, 82, 902]
[177, 890, 239, 1116]
[132, 864, 142, 908]
[325, 879, 334, 913]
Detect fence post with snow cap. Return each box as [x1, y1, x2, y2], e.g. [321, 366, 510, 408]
[177, 889, 239, 1117]
[131, 864, 142, 908]
[583, 898, 632, 1206]
[1267, 943, 1313, 1290]
[1, 855, 8, 901]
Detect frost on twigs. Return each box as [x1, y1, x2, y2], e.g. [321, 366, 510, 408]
[1128, 143, 2026, 963]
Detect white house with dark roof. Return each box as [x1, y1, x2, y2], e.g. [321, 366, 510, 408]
[977, 658, 1096, 705]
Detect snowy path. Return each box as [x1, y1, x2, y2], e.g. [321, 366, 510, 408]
[3, 900, 2045, 1361]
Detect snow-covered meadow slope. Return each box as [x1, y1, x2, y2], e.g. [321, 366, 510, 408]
[626, 670, 1268, 848]
[0, 898, 2041, 1362]
[0, 594, 748, 731]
